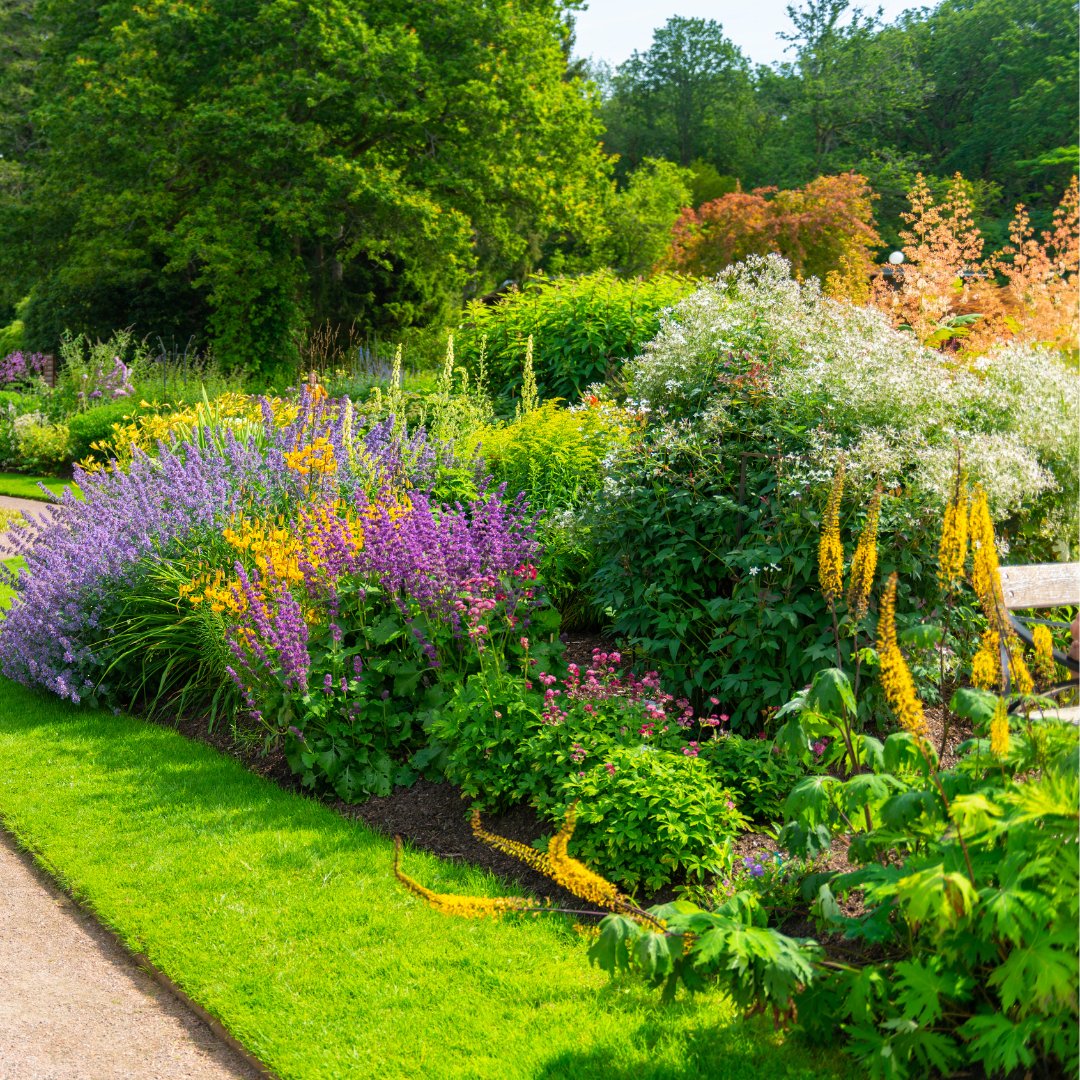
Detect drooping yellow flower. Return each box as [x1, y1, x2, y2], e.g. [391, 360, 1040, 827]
[971, 629, 1002, 690]
[877, 573, 929, 739]
[847, 488, 881, 620]
[471, 809, 555, 877]
[818, 459, 845, 605]
[989, 699, 1011, 758]
[1032, 624, 1057, 688]
[546, 803, 628, 913]
[967, 487, 1034, 696]
[393, 836, 534, 920]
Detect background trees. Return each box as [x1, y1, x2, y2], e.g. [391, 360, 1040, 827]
[1, 0, 610, 374]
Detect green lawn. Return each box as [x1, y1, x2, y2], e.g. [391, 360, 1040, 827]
[0, 679, 847, 1080]
[0, 557, 24, 608]
[0, 471, 78, 501]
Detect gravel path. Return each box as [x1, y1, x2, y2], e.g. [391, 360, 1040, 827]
[0, 494, 61, 558]
[0, 830, 265, 1080]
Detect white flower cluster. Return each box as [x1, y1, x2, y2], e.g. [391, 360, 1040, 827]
[625, 255, 1079, 520]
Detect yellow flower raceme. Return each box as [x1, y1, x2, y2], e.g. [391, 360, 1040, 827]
[1032, 624, 1056, 688]
[967, 487, 1034, 695]
[470, 809, 555, 877]
[818, 459, 845, 605]
[393, 837, 534, 920]
[989, 699, 1011, 758]
[546, 804, 630, 913]
[938, 494, 969, 592]
[877, 574, 929, 739]
[847, 489, 881, 620]
[971, 629, 1001, 690]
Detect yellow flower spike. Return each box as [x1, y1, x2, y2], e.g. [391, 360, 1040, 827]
[1032, 624, 1056, 688]
[818, 458, 845, 605]
[971, 629, 1002, 690]
[470, 809, 555, 877]
[877, 574, 929, 739]
[967, 488, 1034, 696]
[393, 836, 533, 920]
[938, 450, 969, 592]
[989, 699, 1011, 758]
[968, 488, 1004, 619]
[847, 488, 881, 621]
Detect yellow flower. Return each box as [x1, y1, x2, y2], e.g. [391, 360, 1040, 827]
[847, 488, 881, 620]
[546, 804, 628, 912]
[393, 836, 533, 920]
[938, 495, 968, 593]
[968, 487, 1004, 619]
[471, 809, 554, 877]
[1032, 624, 1056, 688]
[877, 574, 929, 738]
[989, 699, 1010, 758]
[818, 459, 845, 605]
[971, 629, 1001, 690]
[967, 487, 1033, 696]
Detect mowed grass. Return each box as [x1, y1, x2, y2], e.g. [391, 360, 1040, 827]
[0, 471, 78, 501]
[0, 557, 24, 608]
[0, 680, 849, 1080]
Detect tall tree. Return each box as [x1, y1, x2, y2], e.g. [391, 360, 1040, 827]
[2, 0, 610, 373]
[600, 17, 754, 176]
[895, 0, 1079, 204]
[757, 0, 932, 182]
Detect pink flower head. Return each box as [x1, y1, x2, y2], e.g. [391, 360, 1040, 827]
[519, 636, 530, 650]
[604, 762, 617, 776]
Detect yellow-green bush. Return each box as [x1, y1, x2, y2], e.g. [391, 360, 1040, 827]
[472, 399, 635, 512]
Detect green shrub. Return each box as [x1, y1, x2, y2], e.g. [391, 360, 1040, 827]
[67, 399, 149, 464]
[430, 654, 756, 890]
[13, 414, 70, 474]
[455, 269, 694, 405]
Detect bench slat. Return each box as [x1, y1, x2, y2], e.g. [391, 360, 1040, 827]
[998, 563, 1080, 610]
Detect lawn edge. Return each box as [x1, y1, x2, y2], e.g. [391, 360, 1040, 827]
[0, 813, 280, 1079]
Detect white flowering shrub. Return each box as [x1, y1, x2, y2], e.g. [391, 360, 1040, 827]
[626, 255, 1078, 531]
[588, 256, 1077, 726]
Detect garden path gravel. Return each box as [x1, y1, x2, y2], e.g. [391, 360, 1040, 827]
[0, 829, 264, 1080]
[0, 494, 61, 557]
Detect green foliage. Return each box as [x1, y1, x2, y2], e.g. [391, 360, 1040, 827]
[66, 399, 148, 464]
[595, 664, 1080, 1079]
[455, 270, 693, 405]
[4, 0, 610, 373]
[597, 158, 693, 278]
[11, 414, 69, 474]
[429, 649, 753, 890]
[599, 16, 755, 175]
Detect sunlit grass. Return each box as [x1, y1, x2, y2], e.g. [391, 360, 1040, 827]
[0, 679, 848, 1080]
[0, 472, 78, 501]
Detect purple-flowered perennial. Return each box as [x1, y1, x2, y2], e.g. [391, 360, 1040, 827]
[0, 391, 443, 702]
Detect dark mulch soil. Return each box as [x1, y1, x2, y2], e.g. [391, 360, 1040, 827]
[166, 661, 975, 945]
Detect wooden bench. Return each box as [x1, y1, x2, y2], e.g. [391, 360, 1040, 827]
[998, 562, 1080, 723]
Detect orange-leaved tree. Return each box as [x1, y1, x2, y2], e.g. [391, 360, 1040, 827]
[663, 173, 880, 286]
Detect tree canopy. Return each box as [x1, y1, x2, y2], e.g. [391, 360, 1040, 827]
[2, 0, 611, 373]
